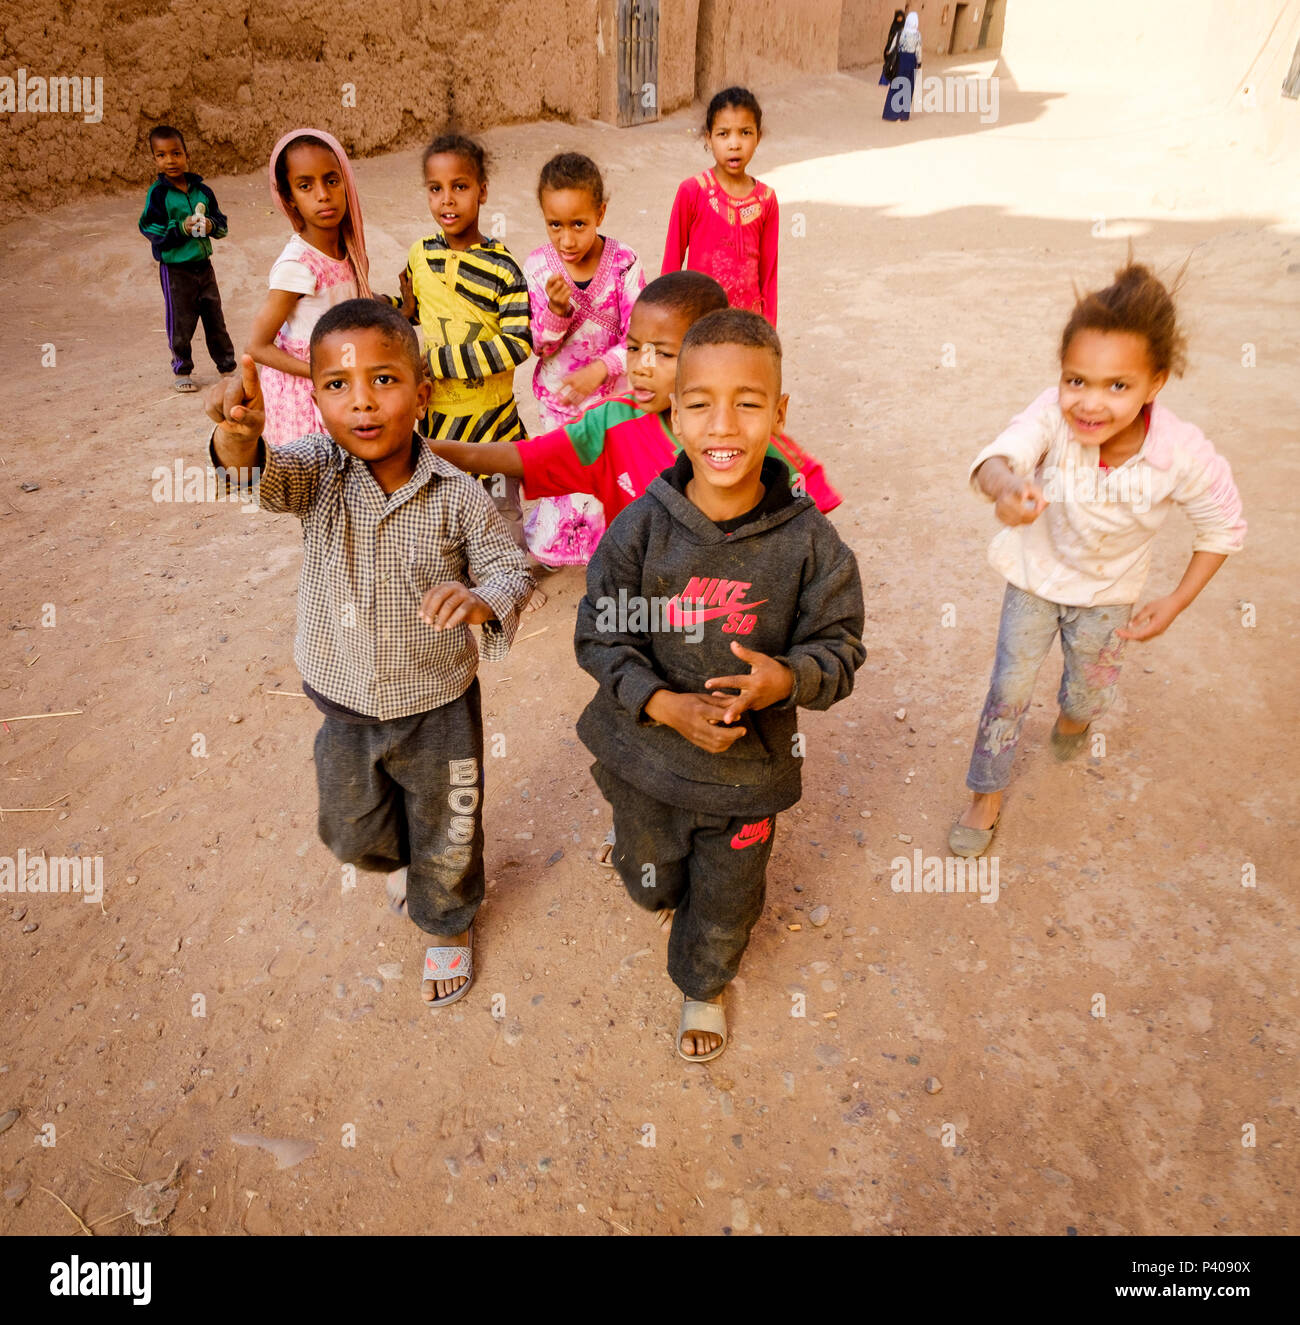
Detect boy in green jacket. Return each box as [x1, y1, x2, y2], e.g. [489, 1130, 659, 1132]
[138, 125, 236, 392]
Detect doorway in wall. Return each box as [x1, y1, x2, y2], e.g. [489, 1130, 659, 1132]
[949, 4, 968, 55]
[618, 0, 661, 126]
[978, 0, 998, 49]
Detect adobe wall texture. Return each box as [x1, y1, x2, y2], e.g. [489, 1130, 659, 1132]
[694, 0, 844, 98]
[1, 0, 717, 212]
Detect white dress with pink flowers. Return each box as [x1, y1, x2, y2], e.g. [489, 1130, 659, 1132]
[260, 234, 358, 447]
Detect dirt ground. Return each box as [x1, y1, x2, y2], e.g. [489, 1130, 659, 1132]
[1, 58, 1296, 1236]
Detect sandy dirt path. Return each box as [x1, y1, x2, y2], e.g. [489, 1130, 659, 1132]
[0, 58, 1296, 1234]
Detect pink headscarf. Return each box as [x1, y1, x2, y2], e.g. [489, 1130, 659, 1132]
[268, 127, 372, 298]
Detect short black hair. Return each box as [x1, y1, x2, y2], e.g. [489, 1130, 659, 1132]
[309, 298, 423, 378]
[678, 308, 782, 387]
[149, 125, 186, 152]
[423, 133, 487, 182]
[637, 272, 729, 327]
[537, 151, 605, 206]
[704, 86, 763, 134]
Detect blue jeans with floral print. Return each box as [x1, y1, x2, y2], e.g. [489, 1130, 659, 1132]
[966, 584, 1131, 793]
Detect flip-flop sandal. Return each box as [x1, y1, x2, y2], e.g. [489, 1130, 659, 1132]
[386, 867, 407, 916]
[677, 997, 727, 1063]
[422, 924, 474, 1009]
[596, 827, 616, 869]
[1050, 720, 1091, 762]
[173, 376, 197, 393]
[948, 813, 1000, 858]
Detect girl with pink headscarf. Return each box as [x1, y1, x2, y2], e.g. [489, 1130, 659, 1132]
[247, 129, 376, 445]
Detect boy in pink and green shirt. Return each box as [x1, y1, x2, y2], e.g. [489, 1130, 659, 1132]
[426, 273, 837, 526]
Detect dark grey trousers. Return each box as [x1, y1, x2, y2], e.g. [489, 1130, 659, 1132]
[160, 257, 235, 376]
[314, 681, 484, 937]
[591, 761, 778, 1001]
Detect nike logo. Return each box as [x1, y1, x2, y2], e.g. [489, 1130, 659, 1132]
[663, 596, 768, 627]
[731, 818, 772, 850]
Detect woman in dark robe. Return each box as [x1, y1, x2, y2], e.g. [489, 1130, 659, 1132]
[883, 12, 922, 121]
[880, 9, 905, 85]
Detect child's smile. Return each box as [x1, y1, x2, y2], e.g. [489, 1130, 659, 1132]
[1059, 328, 1167, 461]
[673, 341, 788, 519]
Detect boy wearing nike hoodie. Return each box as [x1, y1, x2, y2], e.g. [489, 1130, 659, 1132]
[574, 309, 865, 1062]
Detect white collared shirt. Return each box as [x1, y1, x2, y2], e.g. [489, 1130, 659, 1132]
[969, 388, 1246, 606]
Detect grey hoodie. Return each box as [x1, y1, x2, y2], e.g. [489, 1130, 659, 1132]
[574, 454, 866, 816]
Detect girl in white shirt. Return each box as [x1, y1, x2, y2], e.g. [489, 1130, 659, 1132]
[950, 262, 1246, 857]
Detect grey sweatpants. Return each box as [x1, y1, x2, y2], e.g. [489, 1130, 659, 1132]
[314, 681, 484, 937]
[592, 761, 778, 1002]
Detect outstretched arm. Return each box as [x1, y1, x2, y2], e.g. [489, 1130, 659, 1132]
[426, 438, 524, 479]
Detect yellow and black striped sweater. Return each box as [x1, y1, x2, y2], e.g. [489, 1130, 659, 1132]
[393, 232, 533, 444]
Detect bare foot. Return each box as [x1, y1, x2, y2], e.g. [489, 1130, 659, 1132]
[1055, 712, 1089, 735]
[421, 930, 470, 1003]
[523, 586, 547, 613]
[679, 993, 724, 1057]
[958, 790, 1002, 831]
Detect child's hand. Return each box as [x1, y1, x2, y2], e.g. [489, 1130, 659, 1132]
[645, 690, 748, 753]
[420, 583, 493, 630]
[398, 268, 415, 318]
[705, 642, 795, 723]
[206, 354, 264, 448]
[993, 476, 1047, 527]
[545, 271, 573, 318]
[558, 360, 609, 409]
[1116, 595, 1182, 642]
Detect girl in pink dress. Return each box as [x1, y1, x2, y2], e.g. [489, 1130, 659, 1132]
[247, 129, 374, 446]
[523, 153, 645, 566]
[661, 87, 779, 325]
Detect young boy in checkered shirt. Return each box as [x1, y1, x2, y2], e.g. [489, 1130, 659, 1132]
[208, 299, 534, 1008]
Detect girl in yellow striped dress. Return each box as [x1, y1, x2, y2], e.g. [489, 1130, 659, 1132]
[394, 134, 533, 549]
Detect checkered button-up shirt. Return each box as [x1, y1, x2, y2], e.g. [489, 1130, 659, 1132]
[217, 432, 534, 720]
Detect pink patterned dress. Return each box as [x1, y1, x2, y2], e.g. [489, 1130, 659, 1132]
[523, 236, 644, 565]
[260, 234, 359, 446]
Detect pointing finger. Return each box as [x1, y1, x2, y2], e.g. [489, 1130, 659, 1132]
[239, 354, 261, 405]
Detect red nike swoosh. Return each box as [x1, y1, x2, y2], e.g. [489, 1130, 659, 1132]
[664, 597, 768, 627]
[730, 820, 771, 849]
